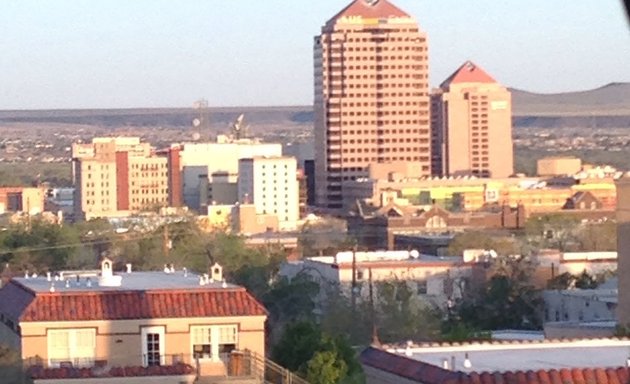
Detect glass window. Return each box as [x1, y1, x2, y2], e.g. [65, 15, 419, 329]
[48, 328, 96, 368]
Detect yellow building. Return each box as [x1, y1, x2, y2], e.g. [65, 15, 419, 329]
[72, 137, 169, 219]
[0, 259, 266, 381]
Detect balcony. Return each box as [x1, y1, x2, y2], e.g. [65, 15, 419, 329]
[23, 350, 308, 384]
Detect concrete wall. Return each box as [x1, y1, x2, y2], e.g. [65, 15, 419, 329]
[21, 315, 265, 375]
[617, 179, 630, 325]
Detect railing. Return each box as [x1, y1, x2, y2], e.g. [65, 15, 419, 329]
[238, 350, 310, 384]
[24, 351, 309, 383]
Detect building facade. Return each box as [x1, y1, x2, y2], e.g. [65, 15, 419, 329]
[238, 156, 299, 231]
[0, 259, 267, 379]
[72, 137, 171, 220]
[431, 61, 513, 178]
[616, 178, 630, 326]
[314, 0, 431, 209]
[178, 138, 282, 211]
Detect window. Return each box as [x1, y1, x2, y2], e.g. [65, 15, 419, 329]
[48, 328, 96, 368]
[191, 325, 238, 361]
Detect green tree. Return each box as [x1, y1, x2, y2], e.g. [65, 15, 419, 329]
[453, 255, 543, 330]
[0, 219, 81, 272]
[272, 321, 363, 383]
[0, 344, 33, 384]
[375, 281, 441, 342]
[447, 231, 519, 257]
[525, 214, 581, 251]
[306, 351, 348, 384]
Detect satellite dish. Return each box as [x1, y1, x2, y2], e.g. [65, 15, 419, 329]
[192, 118, 201, 127]
[409, 250, 420, 259]
[192, 132, 201, 141]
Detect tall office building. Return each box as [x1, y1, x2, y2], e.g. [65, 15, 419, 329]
[431, 61, 513, 178]
[314, 0, 431, 209]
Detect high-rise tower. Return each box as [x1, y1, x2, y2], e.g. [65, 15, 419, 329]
[314, 0, 430, 209]
[431, 61, 513, 178]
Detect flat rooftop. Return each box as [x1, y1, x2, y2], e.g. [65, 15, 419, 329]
[14, 270, 236, 293]
[386, 339, 630, 372]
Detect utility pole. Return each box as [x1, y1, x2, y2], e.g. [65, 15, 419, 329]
[369, 267, 380, 346]
[351, 243, 358, 313]
[163, 225, 171, 258]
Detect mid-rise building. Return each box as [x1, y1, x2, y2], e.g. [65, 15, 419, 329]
[178, 136, 282, 211]
[616, 178, 630, 326]
[0, 187, 45, 215]
[431, 61, 513, 178]
[314, 0, 431, 209]
[238, 156, 299, 230]
[72, 137, 171, 220]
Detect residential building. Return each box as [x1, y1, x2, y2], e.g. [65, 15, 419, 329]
[342, 172, 617, 214]
[238, 156, 299, 231]
[280, 250, 469, 306]
[72, 137, 171, 220]
[431, 61, 513, 178]
[0, 187, 45, 215]
[177, 137, 282, 211]
[360, 339, 630, 384]
[314, 0, 431, 209]
[542, 283, 617, 338]
[347, 203, 526, 250]
[0, 259, 267, 380]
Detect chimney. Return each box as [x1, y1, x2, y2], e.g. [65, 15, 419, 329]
[450, 356, 456, 371]
[211, 263, 223, 282]
[442, 358, 449, 370]
[126, 263, 132, 273]
[463, 353, 472, 369]
[99, 257, 122, 287]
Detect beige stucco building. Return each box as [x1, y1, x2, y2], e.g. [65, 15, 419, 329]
[537, 156, 582, 176]
[616, 178, 630, 326]
[72, 137, 171, 220]
[0, 259, 266, 381]
[314, 0, 431, 209]
[431, 61, 513, 178]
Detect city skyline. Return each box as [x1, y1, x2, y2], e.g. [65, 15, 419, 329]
[1, 0, 629, 110]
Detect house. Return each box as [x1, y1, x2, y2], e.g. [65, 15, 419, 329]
[0, 259, 267, 382]
[347, 202, 525, 250]
[361, 338, 630, 384]
[280, 250, 470, 308]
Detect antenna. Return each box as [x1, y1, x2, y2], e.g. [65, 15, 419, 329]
[230, 114, 250, 140]
[193, 99, 210, 140]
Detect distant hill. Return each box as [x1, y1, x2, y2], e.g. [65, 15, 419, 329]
[1, 83, 629, 129]
[511, 82, 630, 116]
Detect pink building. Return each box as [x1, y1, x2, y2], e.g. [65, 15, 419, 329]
[431, 61, 514, 178]
[314, 0, 431, 209]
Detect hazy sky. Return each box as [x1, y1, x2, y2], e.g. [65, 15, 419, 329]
[1, 0, 628, 109]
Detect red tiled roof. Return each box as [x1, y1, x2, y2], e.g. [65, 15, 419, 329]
[328, 0, 410, 24]
[360, 347, 630, 384]
[0, 281, 267, 322]
[440, 61, 497, 89]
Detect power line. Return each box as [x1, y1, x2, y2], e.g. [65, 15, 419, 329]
[0, 233, 163, 255]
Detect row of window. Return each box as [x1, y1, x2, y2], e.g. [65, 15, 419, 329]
[46, 325, 238, 367]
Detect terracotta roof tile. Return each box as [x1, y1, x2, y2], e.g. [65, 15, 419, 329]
[360, 347, 630, 384]
[0, 280, 266, 322]
[440, 61, 497, 89]
[328, 0, 410, 24]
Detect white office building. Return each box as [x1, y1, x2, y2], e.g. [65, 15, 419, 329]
[238, 156, 299, 230]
